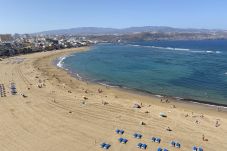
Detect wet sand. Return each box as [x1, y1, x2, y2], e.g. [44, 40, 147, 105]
[0, 47, 226, 151]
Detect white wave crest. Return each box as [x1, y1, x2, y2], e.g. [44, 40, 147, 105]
[76, 73, 82, 80]
[128, 44, 222, 54]
[57, 56, 66, 68]
[99, 82, 118, 88]
[155, 95, 164, 98]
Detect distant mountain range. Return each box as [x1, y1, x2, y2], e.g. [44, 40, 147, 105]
[36, 26, 227, 35]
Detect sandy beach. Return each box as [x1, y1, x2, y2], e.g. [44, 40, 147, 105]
[0, 47, 226, 151]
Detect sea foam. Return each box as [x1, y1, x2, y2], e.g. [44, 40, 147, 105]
[128, 44, 222, 54]
[57, 56, 66, 68]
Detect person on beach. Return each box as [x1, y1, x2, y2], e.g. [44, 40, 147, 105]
[202, 134, 208, 141]
[166, 127, 172, 131]
[195, 120, 199, 124]
[215, 120, 220, 127]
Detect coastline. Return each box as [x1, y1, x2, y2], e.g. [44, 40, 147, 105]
[0, 47, 227, 151]
[54, 48, 227, 110]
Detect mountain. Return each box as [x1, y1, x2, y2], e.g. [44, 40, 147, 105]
[36, 26, 227, 35]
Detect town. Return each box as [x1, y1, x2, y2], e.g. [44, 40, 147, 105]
[0, 34, 95, 57]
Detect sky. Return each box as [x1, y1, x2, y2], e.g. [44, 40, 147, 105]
[0, 0, 227, 34]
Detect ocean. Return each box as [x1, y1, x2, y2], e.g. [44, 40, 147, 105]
[57, 40, 227, 106]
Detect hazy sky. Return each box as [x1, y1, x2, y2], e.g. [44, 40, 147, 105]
[0, 0, 226, 34]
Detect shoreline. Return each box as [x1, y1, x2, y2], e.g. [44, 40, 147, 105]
[54, 48, 227, 110]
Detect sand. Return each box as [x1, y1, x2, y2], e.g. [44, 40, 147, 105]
[0, 47, 226, 151]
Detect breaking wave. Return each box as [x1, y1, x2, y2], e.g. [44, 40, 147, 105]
[57, 56, 67, 68]
[128, 44, 222, 54]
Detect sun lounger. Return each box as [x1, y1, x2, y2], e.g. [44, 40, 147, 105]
[141, 144, 147, 149]
[155, 138, 161, 143]
[11, 86, 16, 89]
[11, 90, 17, 95]
[103, 144, 111, 149]
[137, 143, 142, 148]
[100, 143, 106, 148]
[100, 143, 111, 149]
[163, 148, 168, 151]
[175, 142, 181, 148]
[115, 129, 124, 134]
[171, 141, 175, 147]
[121, 139, 128, 144]
[157, 147, 162, 151]
[193, 146, 197, 151]
[137, 134, 142, 139]
[118, 138, 123, 143]
[151, 137, 156, 142]
[115, 129, 120, 134]
[133, 133, 142, 139]
[118, 138, 128, 144]
[119, 129, 124, 134]
[133, 133, 138, 138]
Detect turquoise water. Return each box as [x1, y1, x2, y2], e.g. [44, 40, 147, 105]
[59, 40, 227, 105]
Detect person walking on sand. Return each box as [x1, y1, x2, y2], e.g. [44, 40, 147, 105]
[202, 134, 208, 141]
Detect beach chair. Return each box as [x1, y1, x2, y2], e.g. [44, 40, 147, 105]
[137, 143, 142, 148]
[175, 142, 181, 148]
[118, 138, 123, 143]
[115, 129, 124, 134]
[115, 129, 120, 134]
[100, 142, 106, 148]
[141, 144, 147, 150]
[133, 133, 142, 139]
[119, 129, 124, 134]
[163, 148, 168, 151]
[121, 139, 128, 144]
[193, 146, 197, 151]
[155, 138, 161, 143]
[137, 134, 142, 139]
[198, 147, 203, 151]
[157, 147, 162, 151]
[103, 144, 111, 149]
[151, 137, 156, 142]
[170, 141, 175, 147]
[11, 86, 16, 89]
[11, 90, 17, 95]
[133, 133, 138, 138]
